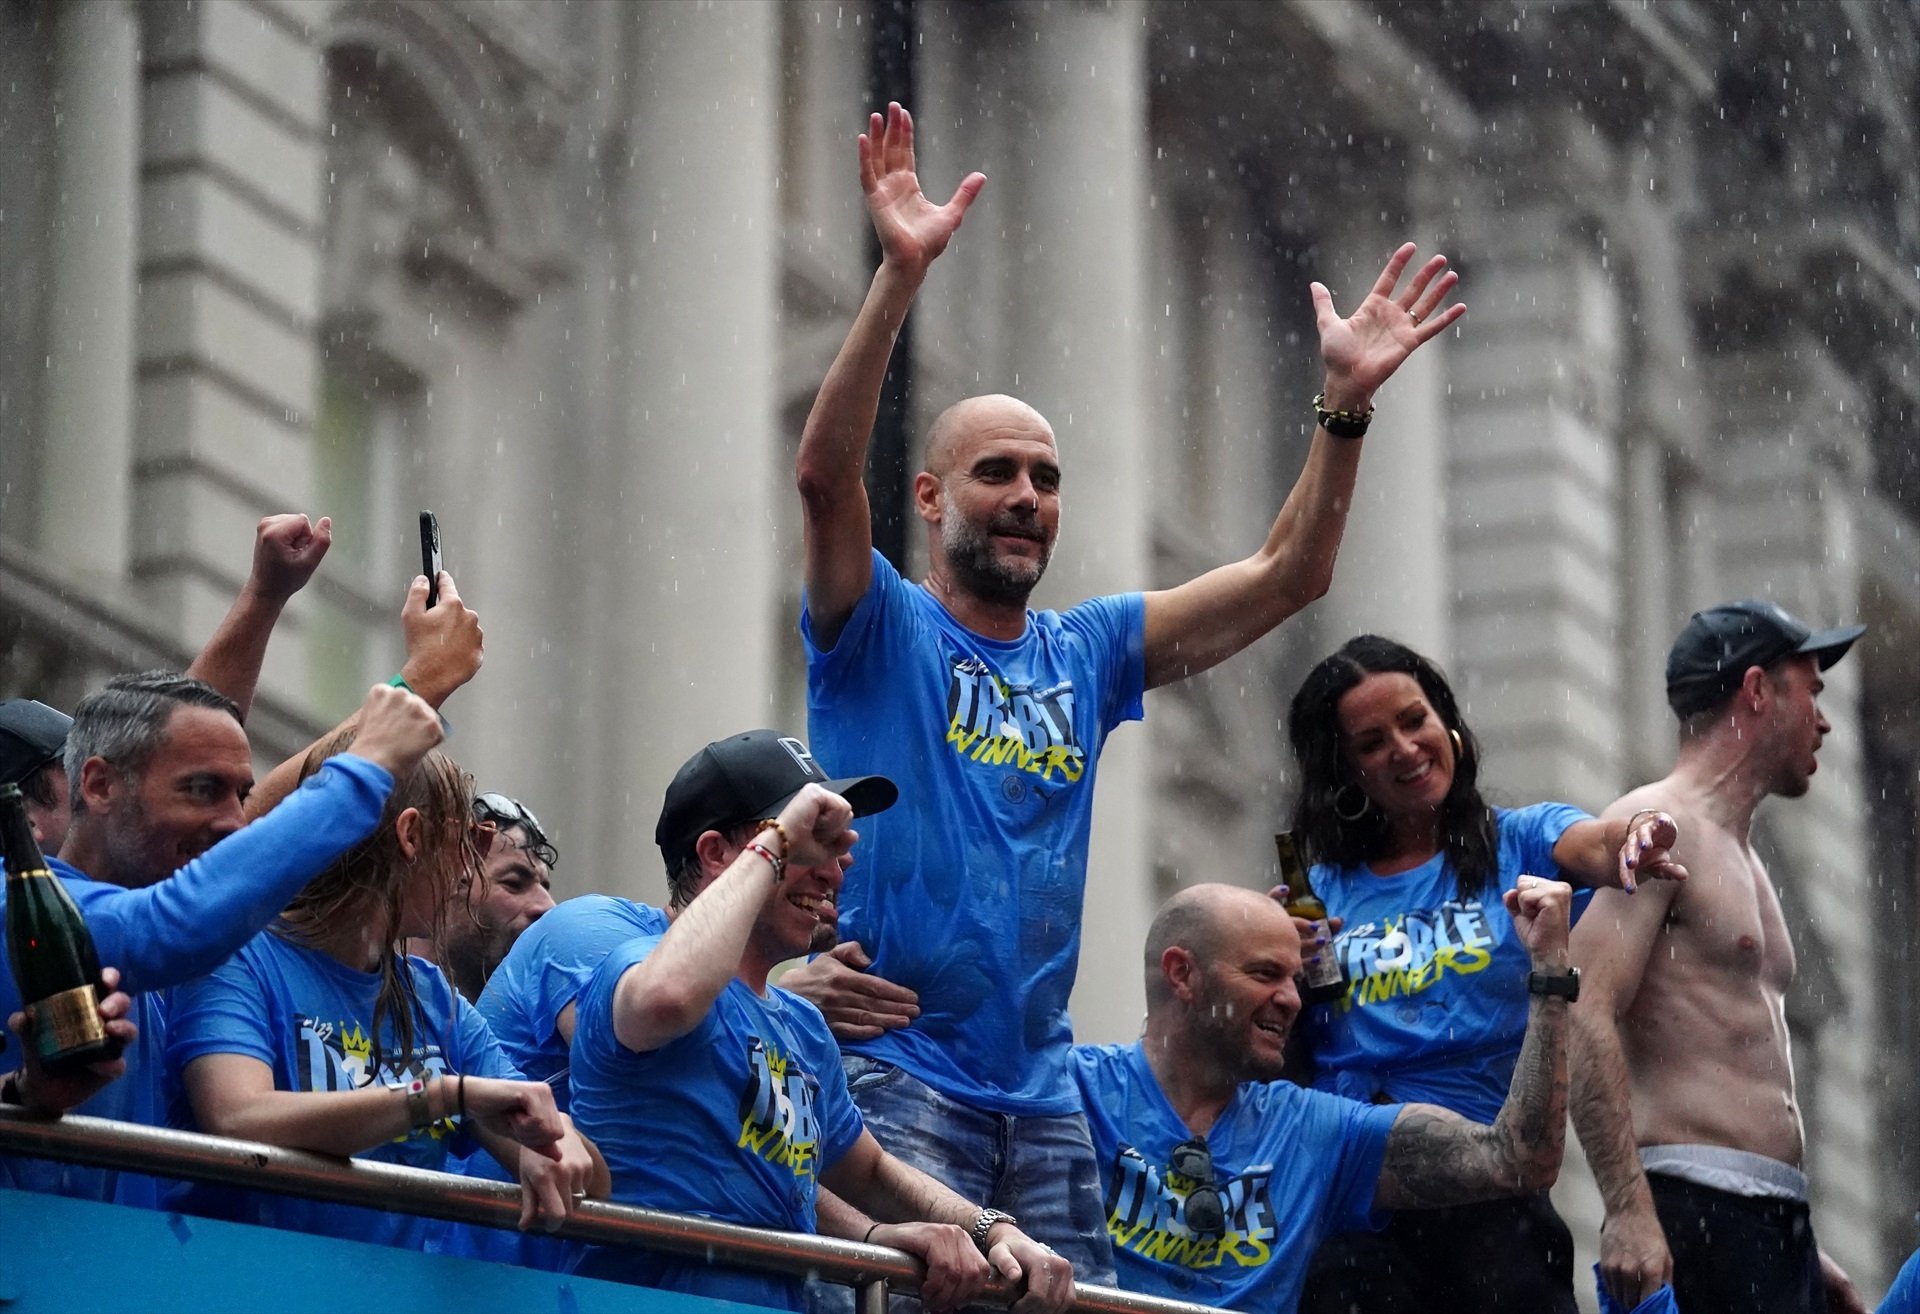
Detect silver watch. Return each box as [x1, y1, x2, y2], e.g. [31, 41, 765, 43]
[970, 1208, 1017, 1252]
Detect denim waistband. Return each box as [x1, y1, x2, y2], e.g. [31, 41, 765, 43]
[1641, 1144, 1807, 1202]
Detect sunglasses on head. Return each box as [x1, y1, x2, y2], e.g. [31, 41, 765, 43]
[473, 792, 558, 868]
[1168, 1137, 1227, 1239]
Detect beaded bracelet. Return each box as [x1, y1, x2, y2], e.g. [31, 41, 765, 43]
[1312, 393, 1375, 439]
[745, 841, 787, 883]
[755, 818, 792, 854]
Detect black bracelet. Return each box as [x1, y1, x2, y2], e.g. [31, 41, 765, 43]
[863, 1222, 882, 1244]
[1312, 393, 1374, 439]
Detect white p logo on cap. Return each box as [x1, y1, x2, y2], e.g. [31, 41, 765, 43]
[777, 736, 821, 781]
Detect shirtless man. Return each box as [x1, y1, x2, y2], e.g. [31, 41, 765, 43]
[1571, 600, 1868, 1314]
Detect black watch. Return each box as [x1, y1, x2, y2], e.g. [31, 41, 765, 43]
[1527, 966, 1580, 1002]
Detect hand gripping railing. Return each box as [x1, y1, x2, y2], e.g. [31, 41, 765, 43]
[0, 1109, 1224, 1314]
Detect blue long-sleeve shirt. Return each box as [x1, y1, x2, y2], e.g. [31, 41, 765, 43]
[0, 753, 393, 1206]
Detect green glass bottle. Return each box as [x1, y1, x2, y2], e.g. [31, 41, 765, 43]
[1275, 831, 1349, 1007]
[2, 783, 112, 1076]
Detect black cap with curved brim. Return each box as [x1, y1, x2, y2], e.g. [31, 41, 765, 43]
[0, 699, 72, 787]
[1665, 599, 1865, 718]
[655, 729, 898, 868]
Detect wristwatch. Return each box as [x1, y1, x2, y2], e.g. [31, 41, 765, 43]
[1527, 966, 1580, 1002]
[970, 1208, 1017, 1252]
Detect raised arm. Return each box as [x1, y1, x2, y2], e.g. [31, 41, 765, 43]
[246, 571, 483, 821]
[610, 785, 855, 1053]
[187, 514, 332, 720]
[1374, 876, 1571, 1210]
[797, 103, 984, 648]
[1551, 810, 1687, 894]
[1569, 824, 1684, 1310]
[79, 684, 441, 995]
[1141, 246, 1465, 690]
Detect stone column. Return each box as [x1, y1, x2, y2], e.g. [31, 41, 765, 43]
[1447, 205, 1627, 810]
[588, 1, 784, 899]
[38, 0, 141, 580]
[133, 0, 329, 714]
[959, 0, 1156, 1046]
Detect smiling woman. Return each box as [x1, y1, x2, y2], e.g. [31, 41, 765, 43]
[1282, 635, 1684, 1314]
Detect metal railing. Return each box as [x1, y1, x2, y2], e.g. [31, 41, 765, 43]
[0, 1108, 1219, 1314]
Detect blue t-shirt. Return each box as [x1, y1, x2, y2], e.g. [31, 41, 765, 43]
[803, 549, 1146, 1114]
[1301, 802, 1591, 1122]
[568, 934, 865, 1311]
[437, 894, 668, 1269]
[1883, 1249, 1920, 1314]
[165, 931, 521, 1251]
[474, 894, 668, 1114]
[1072, 1042, 1399, 1314]
[0, 754, 392, 1207]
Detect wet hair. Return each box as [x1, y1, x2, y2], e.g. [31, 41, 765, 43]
[1286, 635, 1499, 902]
[64, 672, 241, 814]
[281, 725, 479, 1080]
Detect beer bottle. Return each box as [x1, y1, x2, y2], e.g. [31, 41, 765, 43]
[2, 783, 112, 1076]
[1275, 831, 1348, 1006]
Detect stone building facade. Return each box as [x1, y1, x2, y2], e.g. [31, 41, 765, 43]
[2, 0, 1915, 1300]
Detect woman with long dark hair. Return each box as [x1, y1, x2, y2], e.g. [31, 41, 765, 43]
[167, 728, 605, 1249]
[1286, 634, 1683, 1313]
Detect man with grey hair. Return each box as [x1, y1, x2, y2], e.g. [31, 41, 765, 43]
[0, 512, 334, 852]
[0, 674, 444, 1208]
[787, 100, 1465, 1272]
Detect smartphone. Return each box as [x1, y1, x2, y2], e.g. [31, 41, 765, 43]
[419, 511, 442, 608]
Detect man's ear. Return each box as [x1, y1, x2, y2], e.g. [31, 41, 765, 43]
[394, 807, 425, 861]
[912, 470, 943, 526]
[1162, 946, 1201, 1003]
[1740, 664, 1771, 713]
[77, 756, 119, 814]
[693, 829, 735, 885]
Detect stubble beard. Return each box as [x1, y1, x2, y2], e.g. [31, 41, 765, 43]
[940, 502, 1052, 607]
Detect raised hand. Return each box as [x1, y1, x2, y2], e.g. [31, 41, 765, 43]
[1616, 810, 1687, 894]
[1502, 875, 1573, 966]
[775, 783, 858, 871]
[345, 682, 444, 779]
[247, 514, 333, 603]
[1311, 243, 1465, 410]
[399, 572, 484, 707]
[861, 102, 985, 273]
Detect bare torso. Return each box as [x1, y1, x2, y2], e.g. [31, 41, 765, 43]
[1610, 782, 1804, 1165]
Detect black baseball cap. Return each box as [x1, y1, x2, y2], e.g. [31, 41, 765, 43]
[1665, 600, 1864, 718]
[0, 699, 72, 787]
[655, 729, 898, 866]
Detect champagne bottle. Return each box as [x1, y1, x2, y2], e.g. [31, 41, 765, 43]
[2, 783, 112, 1076]
[1275, 831, 1348, 1007]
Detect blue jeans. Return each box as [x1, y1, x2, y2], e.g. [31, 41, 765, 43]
[843, 1055, 1116, 1287]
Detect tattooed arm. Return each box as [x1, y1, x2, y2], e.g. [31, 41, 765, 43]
[1373, 876, 1573, 1210]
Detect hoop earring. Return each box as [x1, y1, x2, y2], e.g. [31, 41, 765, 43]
[1333, 784, 1372, 823]
[1449, 728, 1464, 758]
